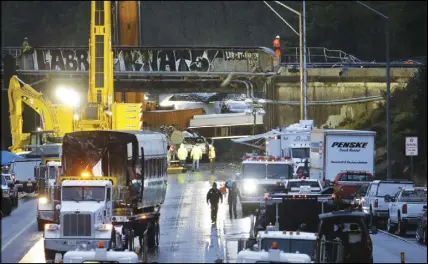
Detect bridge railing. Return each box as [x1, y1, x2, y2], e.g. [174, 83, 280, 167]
[280, 46, 366, 65]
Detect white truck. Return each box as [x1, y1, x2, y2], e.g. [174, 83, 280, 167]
[361, 180, 415, 227]
[309, 129, 376, 183]
[9, 158, 41, 193]
[36, 161, 62, 231]
[386, 187, 427, 235]
[236, 155, 295, 214]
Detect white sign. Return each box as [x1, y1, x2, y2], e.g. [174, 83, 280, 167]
[405, 137, 418, 156]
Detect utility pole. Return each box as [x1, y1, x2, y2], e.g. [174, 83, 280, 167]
[302, 1, 308, 120]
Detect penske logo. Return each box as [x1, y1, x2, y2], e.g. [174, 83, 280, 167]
[331, 142, 368, 148]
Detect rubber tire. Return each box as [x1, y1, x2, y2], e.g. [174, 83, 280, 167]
[44, 248, 57, 262]
[387, 218, 396, 234]
[14, 196, 19, 207]
[38, 220, 44, 232]
[1, 198, 12, 216]
[146, 222, 156, 249]
[398, 218, 407, 236]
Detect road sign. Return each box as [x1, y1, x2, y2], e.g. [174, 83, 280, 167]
[405, 137, 418, 156]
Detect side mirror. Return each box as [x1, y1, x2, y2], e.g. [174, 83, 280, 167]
[7, 183, 14, 188]
[384, 195, 391, 203]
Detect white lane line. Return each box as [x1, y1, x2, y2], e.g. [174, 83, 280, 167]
[378, 229, 427, 249]
[1, 218, 36, 251]
[19, 238, 44, 263]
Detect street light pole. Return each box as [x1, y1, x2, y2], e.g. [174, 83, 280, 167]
[302, 1, 308, 120]
[356, 1, 391, 179]
[299, 13, 304, 120]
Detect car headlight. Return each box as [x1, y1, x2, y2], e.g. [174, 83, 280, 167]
[39, 197, 48, 204]
[243, 180, 257, 194]
[95, 224, 113, 231]
[45, 224, 59, 231]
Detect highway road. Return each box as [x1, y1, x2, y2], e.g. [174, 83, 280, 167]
[1, 163, 426, 263]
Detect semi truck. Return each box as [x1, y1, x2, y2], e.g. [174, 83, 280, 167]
[309, 129, 376, 184]
[43, 130, 168, 261]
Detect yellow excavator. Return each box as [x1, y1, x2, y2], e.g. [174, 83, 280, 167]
[8, 1, 141, 157]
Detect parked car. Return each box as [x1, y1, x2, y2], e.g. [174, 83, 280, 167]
[332, 171, 374, 206]
[1, 174, 15, 216]
[386, 187, 427, 235]
[2, 173, 18, 208]
[416, 209, 427, 244]
[361, 180, 415, 227]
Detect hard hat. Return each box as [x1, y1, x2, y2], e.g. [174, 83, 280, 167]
[24, 37, 28, 40]
[275, 35, 280, 39]
[271, 242, 278, 249]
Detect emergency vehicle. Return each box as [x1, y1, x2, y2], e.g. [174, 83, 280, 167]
[235, 155, 295, 214]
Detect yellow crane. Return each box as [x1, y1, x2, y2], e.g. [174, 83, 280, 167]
[8, 1, 141, 154]
[74, 0, 141, 131]
[8, 75, 74, 153]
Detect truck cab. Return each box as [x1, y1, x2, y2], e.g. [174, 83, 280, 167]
[236, 155, 295, 214]
[332, 170, 374, 206]
[36, 161, 62, 231]
[44, 178, 114, 261]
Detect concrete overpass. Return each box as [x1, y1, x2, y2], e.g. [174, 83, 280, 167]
[1, 46, 422, 134]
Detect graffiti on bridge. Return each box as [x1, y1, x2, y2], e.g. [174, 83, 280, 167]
[29, 48, 269, 72]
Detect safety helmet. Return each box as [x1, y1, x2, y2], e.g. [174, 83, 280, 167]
[275, 35, 280, 39]
[24, 37, 28, 40]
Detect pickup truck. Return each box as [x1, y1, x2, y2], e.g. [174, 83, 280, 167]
[361, 180, 415, 227]
[332, 170, 374, 207]
[386, 187, 427, 236]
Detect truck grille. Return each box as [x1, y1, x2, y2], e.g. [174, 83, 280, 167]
[62, 213, 92, 237]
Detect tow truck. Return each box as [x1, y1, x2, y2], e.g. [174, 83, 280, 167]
[235, 154, 295, 214]
[35, 161, 61, 231]
[237, 184, 334, 262]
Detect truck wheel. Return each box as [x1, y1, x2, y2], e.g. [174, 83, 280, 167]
[14, 196, 19, 207]
[146, 222, 156, 249]
[44, 248, 57, 262]
[38, 220, 45, 232]
[387, 218, 396, 234]
[1, 198, 12, 216]
[398, 219, 407, 236]
[155, 221, 160, 247]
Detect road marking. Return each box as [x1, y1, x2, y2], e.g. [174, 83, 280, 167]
[378, 229, 427, 249]
[1, 218, 37, 251]
[19, 238, 44, 263]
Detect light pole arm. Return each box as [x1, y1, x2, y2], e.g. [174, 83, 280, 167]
[274, 1, 301, 16]
[263, 1, 299, 36]
[356, 1, 388, 19]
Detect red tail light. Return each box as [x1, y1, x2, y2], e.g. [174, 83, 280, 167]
[374, 199, 378, 208]
[402, 204, 407, 214]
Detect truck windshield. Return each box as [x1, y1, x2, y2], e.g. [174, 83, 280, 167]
[62, 186, 105, 202]
[267, 164, 292, 179]
[291, 148, 310, 159]
[260, 238, 316, 260]
[399, 189, 427, 202]
[376, 183, 414, 197]
[48, 167, 58, 179]
[243, 164, 292, 179]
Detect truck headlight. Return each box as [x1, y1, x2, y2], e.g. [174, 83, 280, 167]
[95, 224, 113, 231]
[243, 180, 257, 194]
[39, 197, 48, 204]
[45, 224, 59, 231]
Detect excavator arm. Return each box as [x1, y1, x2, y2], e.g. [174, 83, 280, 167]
[8, 75, 74, 153]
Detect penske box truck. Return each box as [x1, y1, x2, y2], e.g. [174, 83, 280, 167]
[309, 129, 376, 183]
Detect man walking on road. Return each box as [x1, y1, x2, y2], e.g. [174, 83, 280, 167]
[190, 144, 202, 171]
[177, 144, 188, 167]
[206, 182, 223, 224]
[208, 145, 216, 173]
[228, 181, 241, 219]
